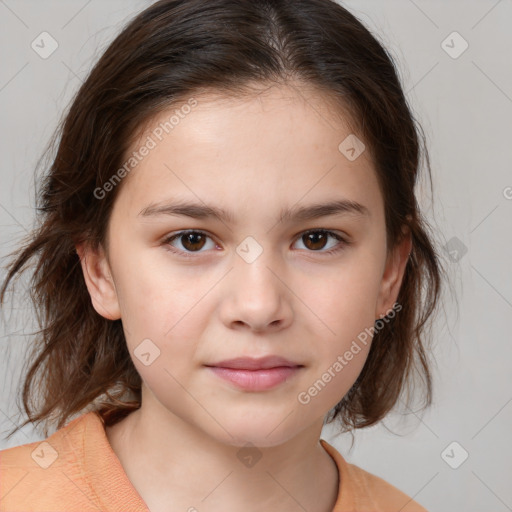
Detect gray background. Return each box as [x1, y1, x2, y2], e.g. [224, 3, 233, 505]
[1, 1, 511, 511]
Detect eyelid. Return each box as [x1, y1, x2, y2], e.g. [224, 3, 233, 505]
[162, 228, 350, 258]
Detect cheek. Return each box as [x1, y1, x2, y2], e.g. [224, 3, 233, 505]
[302, 255, 383, 334]
[113, 248, 200, 328]
[112, 260, 206, 376]
[298, 255, 381, 391]
[295, 330, 372, 418]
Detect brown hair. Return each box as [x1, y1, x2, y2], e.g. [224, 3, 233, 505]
[1, 0, 445, 439]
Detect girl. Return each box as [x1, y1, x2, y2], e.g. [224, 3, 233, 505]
[0, 0, 444, 511]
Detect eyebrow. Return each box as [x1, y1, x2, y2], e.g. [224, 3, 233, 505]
[138, 198, 370, 224]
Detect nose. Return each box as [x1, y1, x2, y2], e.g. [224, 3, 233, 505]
[219, 248, 293, 333]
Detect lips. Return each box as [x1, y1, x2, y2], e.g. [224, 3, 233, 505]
[205, 355, 302, 371]
[205, 355, 304, 391]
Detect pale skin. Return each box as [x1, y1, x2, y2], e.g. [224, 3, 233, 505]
[77, 82, 411, 512]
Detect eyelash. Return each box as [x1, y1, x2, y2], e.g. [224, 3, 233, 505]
[162, 229, 350, 259]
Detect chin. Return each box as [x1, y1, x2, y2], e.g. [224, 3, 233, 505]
[205, 419, 298, 449]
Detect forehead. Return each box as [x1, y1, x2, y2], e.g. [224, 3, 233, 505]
[129, 80, 364, 159]
[113, 82, 381, 222]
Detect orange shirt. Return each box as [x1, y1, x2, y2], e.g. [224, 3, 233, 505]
[0, 410, 428, 511]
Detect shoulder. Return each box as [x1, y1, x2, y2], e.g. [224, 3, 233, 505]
[341, 461, 429, 512]
[320, 439, 429, 512]
[0, 411, 103, 512]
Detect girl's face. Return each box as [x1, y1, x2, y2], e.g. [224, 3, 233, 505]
[79, 83, 411, 447]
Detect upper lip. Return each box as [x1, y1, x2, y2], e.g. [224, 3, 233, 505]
[205, 356, 303, 370]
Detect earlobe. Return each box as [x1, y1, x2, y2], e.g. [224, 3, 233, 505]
[375, 228, 412, 319]
[76, 242, 121, 321]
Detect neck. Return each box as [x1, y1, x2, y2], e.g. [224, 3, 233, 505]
[105, 396, 339, 512]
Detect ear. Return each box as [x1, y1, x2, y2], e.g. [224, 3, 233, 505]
[75, 242, 121, 321]
[375, 226, 412, 319]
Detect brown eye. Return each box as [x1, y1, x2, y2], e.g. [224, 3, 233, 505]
[164, 231, 216, 255]
[180, 232, 207, 251]
[293, 230, 347, 254]
[302, 231, 329, 250]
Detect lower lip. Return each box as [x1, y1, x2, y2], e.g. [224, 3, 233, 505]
[206, 366, 302, 391]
